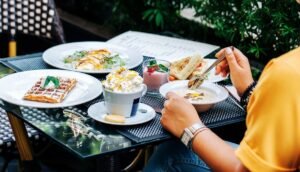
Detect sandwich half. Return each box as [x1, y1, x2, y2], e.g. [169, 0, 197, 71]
[170, 54, 203, 80]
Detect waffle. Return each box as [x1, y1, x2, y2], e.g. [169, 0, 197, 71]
[23, 76, 77, 103]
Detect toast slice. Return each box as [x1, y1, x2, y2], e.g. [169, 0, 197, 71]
[104, 114, 125, 123]
[170, 54, 203, 80]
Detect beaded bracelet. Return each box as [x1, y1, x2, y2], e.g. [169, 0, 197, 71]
[240, 81, 257, 110]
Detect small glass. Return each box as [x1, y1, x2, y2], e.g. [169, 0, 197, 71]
[143, 59, 170, 96]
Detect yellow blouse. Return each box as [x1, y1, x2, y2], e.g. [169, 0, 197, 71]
[236, 47, 300, 171]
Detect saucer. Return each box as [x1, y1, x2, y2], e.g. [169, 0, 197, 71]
[88, 101, 156, 126]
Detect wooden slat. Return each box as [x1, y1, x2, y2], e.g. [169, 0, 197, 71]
[7, 112, 33, 161]
[8, 40, 17, 57]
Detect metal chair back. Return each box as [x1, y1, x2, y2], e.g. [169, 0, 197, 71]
[0, 0, 65, 57]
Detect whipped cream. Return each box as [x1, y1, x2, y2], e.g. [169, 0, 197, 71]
[102, 67, 143, 93]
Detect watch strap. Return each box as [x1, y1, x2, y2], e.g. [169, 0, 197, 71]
[180, 123, 206, 148]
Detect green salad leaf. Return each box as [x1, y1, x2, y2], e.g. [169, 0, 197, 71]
[63, 50, 88, 63]
[103, 54, 125, 69]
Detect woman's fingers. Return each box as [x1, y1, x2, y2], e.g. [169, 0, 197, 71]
[163, 100, 171, 110]
[161, 108, 166, 115]
[225, 47, 240, 70]
[215, 65, 221, 75]
[166, 91, 177, 100]
[221, 68, 229, 77]
[216, 60, 229, 75]
[215, 48, 226, 58]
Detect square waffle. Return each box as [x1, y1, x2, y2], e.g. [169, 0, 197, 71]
[23, 76, 77, 103]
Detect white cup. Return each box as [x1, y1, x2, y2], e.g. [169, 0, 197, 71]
[103, 84, 147, 118]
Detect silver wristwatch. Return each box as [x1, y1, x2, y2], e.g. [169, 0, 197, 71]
[180, 123, 206, 149]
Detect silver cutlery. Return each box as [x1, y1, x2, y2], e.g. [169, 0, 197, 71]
[188, 46, 234, 89]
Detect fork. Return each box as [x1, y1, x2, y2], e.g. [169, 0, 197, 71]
[188, 46, 234, 89]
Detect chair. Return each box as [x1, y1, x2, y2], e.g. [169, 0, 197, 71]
[0, 0, 65, 171]
[0, 0, 65, 57]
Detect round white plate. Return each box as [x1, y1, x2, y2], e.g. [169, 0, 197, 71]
[203, 59, 227, 83]
[159, 80, 228, 105]
[0, 69, 103, 108]
[42, 41, 143, 74]
[88, 102, 156, 126]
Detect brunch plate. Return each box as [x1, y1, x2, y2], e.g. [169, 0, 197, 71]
[42, 41, 143, 74]
[88, 102, 156, 126]
[159, 80, 228, 112]
[0, 69, 103, 108]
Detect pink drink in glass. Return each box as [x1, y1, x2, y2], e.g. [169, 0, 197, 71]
[143, 68, 169, 92]
[143, 59, 170, 94]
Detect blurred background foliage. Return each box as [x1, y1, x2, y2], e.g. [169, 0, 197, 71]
[57, 0, 300, 65]
[188, 0, 300, 62]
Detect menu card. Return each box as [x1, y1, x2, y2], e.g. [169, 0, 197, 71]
[107, 31, 219, 62]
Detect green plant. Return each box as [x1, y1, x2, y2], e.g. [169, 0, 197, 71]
[142, 0, 181, 29]
[188, 0, 300, 62]
[109, 0, 182, 32]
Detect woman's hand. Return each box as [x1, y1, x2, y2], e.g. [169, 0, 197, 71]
[160, 92, 201, 138]
[215, 47, 254, 96]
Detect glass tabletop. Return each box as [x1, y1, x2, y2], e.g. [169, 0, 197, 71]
[6, 104, 156, 159]
[0, 52, 246, 159]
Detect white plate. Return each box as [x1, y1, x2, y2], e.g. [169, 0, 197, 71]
[0, 69, 103, 108]
[203, 59, 227, 83]
[88, 102, 156, 126]
[42, 41, 143, 74]
[159, 80, 228, 105]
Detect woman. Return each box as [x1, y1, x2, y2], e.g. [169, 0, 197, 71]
[144, 46, 300, 171]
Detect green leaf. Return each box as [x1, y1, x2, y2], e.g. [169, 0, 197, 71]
[280, 25, 295, 36]
[149, 60, 157, 66]
[103, 54, 125, 69]
[142, 9, 154, 20]
[120, 60, 126, 66]
[158, 64, 169, 72]
[155, 11, 164, 28]
[247, 44, 266, 59]
[43, 76, 60, 89]
[148, 13, 155, 22]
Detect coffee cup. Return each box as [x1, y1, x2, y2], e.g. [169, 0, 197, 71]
[103, 84, 147, 118]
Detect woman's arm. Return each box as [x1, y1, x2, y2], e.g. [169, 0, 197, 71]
[162, 92, 249, 171]
[160, 47, 254, 171]
[192, 128, 248, 171]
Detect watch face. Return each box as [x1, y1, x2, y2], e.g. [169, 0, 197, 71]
[181, 128, 193, 147]
[181, 132, 191, 147]
[181, 123, 207, 148]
